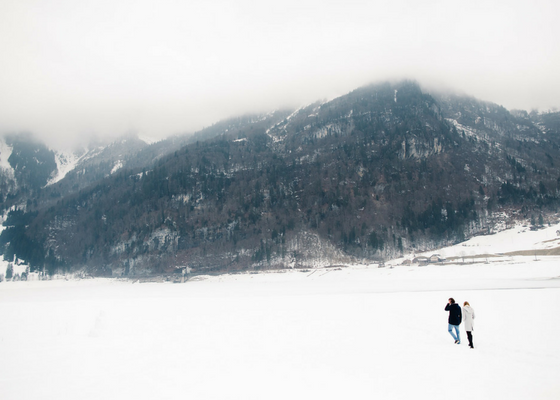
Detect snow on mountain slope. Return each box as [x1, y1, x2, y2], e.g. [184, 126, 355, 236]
[110, 160, 123, 174]
[0, 138, 14, 175]
[46, 145, 110, 186]
[47, 150, 84, 186]
[413, 221, 560, 260]
[138, 135, 158, 145]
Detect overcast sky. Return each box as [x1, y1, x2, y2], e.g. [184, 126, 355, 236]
[1, 0, 559, 148]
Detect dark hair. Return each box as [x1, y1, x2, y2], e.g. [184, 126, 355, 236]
[448, 298, 455, 304]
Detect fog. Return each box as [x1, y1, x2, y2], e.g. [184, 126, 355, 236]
[1, 0, 559, 149]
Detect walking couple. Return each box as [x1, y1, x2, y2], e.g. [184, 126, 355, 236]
[445, 298, 475, 348]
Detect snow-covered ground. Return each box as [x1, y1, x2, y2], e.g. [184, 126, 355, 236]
[1, 225, 560, 400]
[419, 222, 560, 258]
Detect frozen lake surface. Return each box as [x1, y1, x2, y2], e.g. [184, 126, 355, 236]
[1, 224, 560, 399]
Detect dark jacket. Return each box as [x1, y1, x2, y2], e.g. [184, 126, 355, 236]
[445, 303, 462, 325]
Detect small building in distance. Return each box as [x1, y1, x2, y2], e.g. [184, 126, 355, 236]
[412, 256, 429, 266]
[429, 254, 445, 263]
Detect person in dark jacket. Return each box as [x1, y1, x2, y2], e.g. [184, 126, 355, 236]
[445, 298, 462, 344]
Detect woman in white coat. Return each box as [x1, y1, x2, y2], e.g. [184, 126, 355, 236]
[463, 301, 475, 348]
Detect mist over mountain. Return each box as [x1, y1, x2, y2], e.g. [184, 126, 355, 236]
[2, 81, 560, 277]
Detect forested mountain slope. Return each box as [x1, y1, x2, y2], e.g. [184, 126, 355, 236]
[2, 81, 560, 276]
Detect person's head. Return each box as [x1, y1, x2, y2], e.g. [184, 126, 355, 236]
[448, 298, 455, 304]
[463, 301, 470, 306]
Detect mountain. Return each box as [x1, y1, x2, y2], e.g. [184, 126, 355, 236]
[0, 133, 144, 207]
[0, 114, 293, 212]
[0, 133, 57, 204]
[2, 80, 560, 276]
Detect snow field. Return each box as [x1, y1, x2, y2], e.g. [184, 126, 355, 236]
[428, 222, 560, 258]
[1, 258, 559, 400]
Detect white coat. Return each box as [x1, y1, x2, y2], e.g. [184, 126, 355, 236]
[463, 305, 475, 331]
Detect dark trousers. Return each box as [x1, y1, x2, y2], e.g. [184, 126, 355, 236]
[467, 331, 474, 348]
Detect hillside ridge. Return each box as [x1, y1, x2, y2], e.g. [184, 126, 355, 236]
[2, 80, 560, 276]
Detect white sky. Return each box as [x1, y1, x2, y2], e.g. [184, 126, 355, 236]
[1, 0, 559, 148]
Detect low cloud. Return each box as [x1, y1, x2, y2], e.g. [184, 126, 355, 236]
[1, 0, 559, 148]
